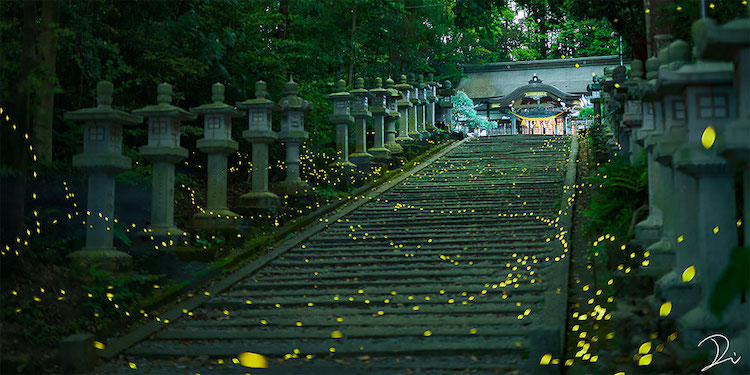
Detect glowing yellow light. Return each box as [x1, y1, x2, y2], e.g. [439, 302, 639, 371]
[639, 342, 652, 354]
[424, 330, 432, 337]
[701, 126, 716, 149]
[93, 341, 105, 350]
[540, 354, 552, 365]
[238, 352, 268, 368]
[129, 362, 136, 369]
[638, 353, 653, 366]
[331, 330, 343, 339]
[682, 265, 695, 282]
[677, 235, 684, 243]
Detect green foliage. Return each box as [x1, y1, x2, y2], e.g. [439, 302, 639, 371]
[75, 265, 160, 322]
[583, 155, 647, 242]
[710, 246, 750, 318]
[513, 0, 622, 60]
[578, 107, 594, 118]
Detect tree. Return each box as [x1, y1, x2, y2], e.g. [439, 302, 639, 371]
[452, 90, 492, 130]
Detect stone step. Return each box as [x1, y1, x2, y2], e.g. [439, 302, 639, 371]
[101, 136, 571, 374]
[126, 335, 529, 357]
[202, 291, 542, 308]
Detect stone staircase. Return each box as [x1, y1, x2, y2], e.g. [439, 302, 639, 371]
[95, 135, 572, 374]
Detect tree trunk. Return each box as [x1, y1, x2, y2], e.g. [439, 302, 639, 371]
[1, 0, 35, 274]
[347, 4, 357, 87]
[33, 0, 58, 162]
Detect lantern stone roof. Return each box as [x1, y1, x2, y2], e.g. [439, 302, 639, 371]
[64, 81, 143, 124]
[190, 83, 243, 117]
[237, 80, 275, 109]
[693, 16, 750, 61]
[385, 77, 401, 98]
[278, 78, 311, 111]
[394, 74, 412, 92]
[438, 80, 455, 97]
[656, 39, 732, 95]
[425, 73, 439, 87]
[327, 79, 351, 101]
[369, 77, 389, 96]
[133, 83, 197, 121]
[407, 73, 418, 88]
[350, 77, 373, 98]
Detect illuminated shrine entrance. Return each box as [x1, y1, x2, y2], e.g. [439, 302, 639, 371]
[496, 75, 578, 136]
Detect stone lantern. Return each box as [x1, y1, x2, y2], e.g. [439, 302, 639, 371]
[438, 80, 456, 130]
[667, 20, 739, 341]
[692, 14, 750, 351]
[277, 78, 312, 195]
[694, 13, 750, 254]
[134, 83, 196, 236]
[425, 73, 439, 132]
[621, 60, 645, 163]
[650, 40, 702, 321]
[236, 80, 281, 209]
[367, 77, 391, 161]
[633, 58, 666, 251]
[189, 83, 243, 228]
[327, 79, 356, 168]
[64, 81, 142, 270]
[349, 77, 374, 165]
[639, 47, 680, 283]
[407, 73, 422, 139]
[417, 74, 429, 135]
[394, 75, 413, 143]
[586, 75, 603, 129]
[384, 77, 404, 154]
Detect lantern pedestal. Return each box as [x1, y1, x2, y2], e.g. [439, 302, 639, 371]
[328, 123, 357, 169]
[350, 119, 374, 165]
[141, 146, 189, 236]
[193, 138, 240, 229]
[240, 131, 281, 209]
[68, 164, 132, 271]
[278, 131, 312, 197]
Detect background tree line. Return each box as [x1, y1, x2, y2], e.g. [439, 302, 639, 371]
[0, 0, 631, 247]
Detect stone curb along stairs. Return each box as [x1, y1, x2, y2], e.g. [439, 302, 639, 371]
[529, 135, 578, 372]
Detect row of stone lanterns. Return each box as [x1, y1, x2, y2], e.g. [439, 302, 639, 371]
[618, 13, 749, 357]
[63, 74, 456, 270]
[63, 78, 313, 269]
[327, 73, 455, 168]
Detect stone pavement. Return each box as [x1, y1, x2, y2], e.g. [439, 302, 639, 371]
[94, 135, 571, 374]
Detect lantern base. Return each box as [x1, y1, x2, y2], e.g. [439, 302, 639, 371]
[276, 179, 313, 196]
[239, 191, 281, 209]
[349, 152, 374, 166]
[327, 160, 357, 169]
[67, 248, 132, 271]
[192, 210, 241, 230]
[368, 147, 391, 161]
[147, 225, 188, 237]
[384, 141, 403, 154]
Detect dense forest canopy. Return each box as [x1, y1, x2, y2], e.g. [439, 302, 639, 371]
[2, 0, 746, 247]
